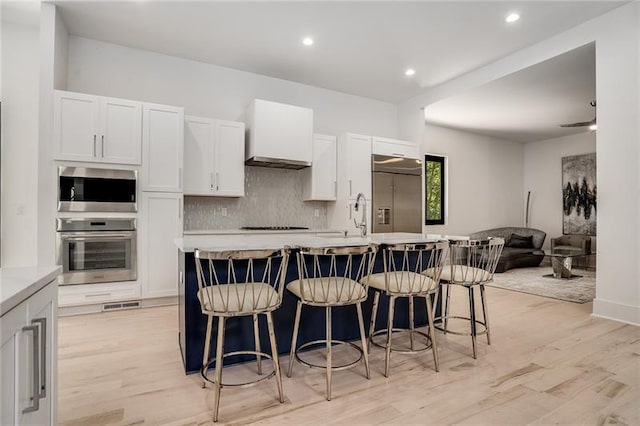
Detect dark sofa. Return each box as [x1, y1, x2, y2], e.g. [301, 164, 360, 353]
[469, 227, 546, 273]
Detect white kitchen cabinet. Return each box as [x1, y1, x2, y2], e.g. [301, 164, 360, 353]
[99, 97, 143, 164]
[184, 116, 245, 197]
[1, 302, 25, 425]
[338, 133, 372, 200]
[53, 90, 142, 165]
[142, 103, 184, 192]
[327, 133, 372, 234]
[372, 136, 420, 159]
[245, 99, 313, 167]
[58, 281, 141, 307]
[301, 134, 337, 201]
[140, 192, 183, 299]
[1, 279, 57, 426]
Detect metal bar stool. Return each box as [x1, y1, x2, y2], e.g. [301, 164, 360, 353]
[434, 238, 504, 359]
[194, 248, 289, 422]
[286, 244, 377, 401]
[366, 242, 448, 377]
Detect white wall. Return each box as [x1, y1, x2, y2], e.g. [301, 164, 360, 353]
[524, 132, 597, 249]
[423, 125, 524, 236]
[66, 36, 398, 138]
[399, 2, 640, 325]
[1, 21, 40, 267]
[36, 3, 65, 267]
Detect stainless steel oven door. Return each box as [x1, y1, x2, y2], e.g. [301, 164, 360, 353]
[56, 231, 137, 285]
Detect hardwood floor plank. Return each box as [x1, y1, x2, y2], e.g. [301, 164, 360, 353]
[57, 286, 640, 425]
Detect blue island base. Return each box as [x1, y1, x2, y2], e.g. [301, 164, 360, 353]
[178, 251, 441, 374]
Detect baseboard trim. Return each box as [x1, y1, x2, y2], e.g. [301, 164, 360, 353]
[58, 296, 177, 317]
[592, 298, 640, 326]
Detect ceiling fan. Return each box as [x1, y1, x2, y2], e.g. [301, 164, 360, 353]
[560, 101, 597, 130]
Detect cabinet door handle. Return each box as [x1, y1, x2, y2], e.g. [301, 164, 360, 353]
[349, 180, 352, 196]
[210, 173, 214, 190]
[392, 152, 405, 157]
[21, 324, 40, 414]
[93, 134, 97, 157]
[334, 181, 337, 197]
[215, 172, 219, 191]
[101, 135, 105, 157]
[84, 292, 112, 298]
[32, 317, 47, 398]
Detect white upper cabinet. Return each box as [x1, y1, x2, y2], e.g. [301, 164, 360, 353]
[100, 97, 143, 164]
[142, 103, 184, 192]
[184, 116, 245, 197]
[372, 136, 420, 159]
[53, 90, 142, 165]
[184, 116, 213, 195]
[245, 99, 312, 167]
[338, 133, 372, 200]
[302, 134, 337, 201]
[215, 120, 245, 196]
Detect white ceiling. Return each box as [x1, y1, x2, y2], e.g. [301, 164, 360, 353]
[52, 1, 623, 103]
[424, 43, 596, 143]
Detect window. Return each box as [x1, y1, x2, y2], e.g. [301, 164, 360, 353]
[425, 154, 445, 225]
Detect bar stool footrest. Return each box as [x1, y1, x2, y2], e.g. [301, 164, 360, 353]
[370, 328, 432, 354]
[295, 339, 363, 372]
[201, 350, 276, 388]
[434, 316, 488, 336]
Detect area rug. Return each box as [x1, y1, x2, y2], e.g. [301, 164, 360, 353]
[488, 266, 595, 303]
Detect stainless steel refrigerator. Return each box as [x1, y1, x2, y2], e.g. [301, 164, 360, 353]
[372, 154, 423, 233]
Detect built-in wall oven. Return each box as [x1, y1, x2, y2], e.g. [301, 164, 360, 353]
[58, 166, 137, 212]
[56, 218, 137, 285]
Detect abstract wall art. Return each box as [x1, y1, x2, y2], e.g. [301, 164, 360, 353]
[562, 153, 596, 235]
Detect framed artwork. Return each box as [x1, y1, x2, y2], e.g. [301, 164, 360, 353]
[562, 153, 596, 235]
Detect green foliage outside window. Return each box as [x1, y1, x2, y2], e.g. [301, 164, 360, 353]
[425, 155, 445, 225]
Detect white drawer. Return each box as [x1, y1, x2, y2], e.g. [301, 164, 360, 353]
[59, 281, 140, 307]
[372, 137, 420, 159]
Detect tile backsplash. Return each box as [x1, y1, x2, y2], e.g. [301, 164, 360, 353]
[184, 166, 328, 230]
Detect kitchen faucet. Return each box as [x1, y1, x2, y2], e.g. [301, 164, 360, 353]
[354, 192, 367, 237]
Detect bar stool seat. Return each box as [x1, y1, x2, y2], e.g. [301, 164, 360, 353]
[197, 283, 280, 314]
[426, 266, 492, 285]
[287, 278, 367, 304]
[367, 271, 437, 294]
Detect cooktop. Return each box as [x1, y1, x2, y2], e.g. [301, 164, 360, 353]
[240, 226, 310, 231]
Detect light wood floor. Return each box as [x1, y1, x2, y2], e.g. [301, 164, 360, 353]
[58, 285, 640, 425]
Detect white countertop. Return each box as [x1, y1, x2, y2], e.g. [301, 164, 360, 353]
[175, 232, 462, 252]
[0, 266, 61, 316]
[183, 229, 347, 236]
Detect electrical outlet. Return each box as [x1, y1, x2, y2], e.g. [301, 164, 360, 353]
[314, 209, 320, 218]
[221, 207, 228, 217]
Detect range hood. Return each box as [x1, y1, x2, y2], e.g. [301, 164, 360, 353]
[245, 99, 313, 170]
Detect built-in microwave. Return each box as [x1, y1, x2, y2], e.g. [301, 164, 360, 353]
[58, 166, 137, 212]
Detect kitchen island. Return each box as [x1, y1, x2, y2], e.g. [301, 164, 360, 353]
[175, 233, 446, 374]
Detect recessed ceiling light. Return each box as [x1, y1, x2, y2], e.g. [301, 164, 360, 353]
[506, 13, 520, 23]
[589, 124, 598, 131]
[302, 37, 314, 46]
[405, 68, 416, 77]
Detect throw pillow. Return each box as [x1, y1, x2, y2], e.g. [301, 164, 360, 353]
[508, 233, 534, 248]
